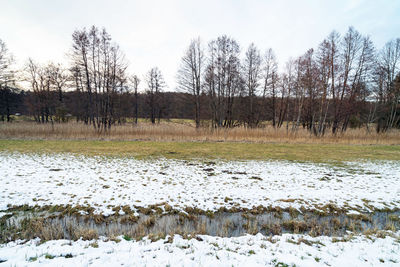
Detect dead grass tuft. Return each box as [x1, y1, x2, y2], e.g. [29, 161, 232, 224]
[73, 228, 99, 241]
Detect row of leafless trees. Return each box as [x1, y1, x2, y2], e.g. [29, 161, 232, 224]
[177, 27, 400, 133]
[1, 26, 399, 134]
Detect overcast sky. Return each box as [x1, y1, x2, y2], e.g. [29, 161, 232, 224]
[1, 0, 399, 90]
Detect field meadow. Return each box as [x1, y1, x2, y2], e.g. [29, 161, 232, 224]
[1, 120, 400, 266]
[1, 139, 400, 163]
[1, 119, 400, 163]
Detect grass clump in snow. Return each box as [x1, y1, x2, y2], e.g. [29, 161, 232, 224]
[28, 256, 38, 262]
[122, 235, 132, 241]
[282, 220, 308, 234]
[44, 254, 55, 259]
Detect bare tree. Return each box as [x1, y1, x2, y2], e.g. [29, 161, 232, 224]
[177, 37, 204, 128]
[374, 38, 400, 131]
[130, 75, 140, 124]
[146, 67, 165, 124]
[262, 48, 278, 127]
[291, 58, 305, 132]
[47, 63, 68, 102]
[341, 35, 375, 131]
[243, 43, 261, 127]
[25, 59, 57, 123]
[331, 27, 363, 133]
[47, 63, 69, 122]
[314, 37, 333, 135]
[299, 49, 319, 131]
[278, 59, 295, 129]
[0, 39, 16, 122]
[205, 35, 242, 128]
[71, 28, 92, 124]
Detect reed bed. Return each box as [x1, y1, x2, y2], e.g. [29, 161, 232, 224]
[1, 121, 399, 145]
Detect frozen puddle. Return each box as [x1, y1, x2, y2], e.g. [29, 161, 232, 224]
[1, 152, 400, 215]
[0, 232, 399, 266]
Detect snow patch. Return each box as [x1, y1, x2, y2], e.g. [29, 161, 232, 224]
[1, 152, 399, 215]
[0, 232, 399, 266]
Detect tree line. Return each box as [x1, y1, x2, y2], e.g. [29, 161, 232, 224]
[1, 26, 399, 134]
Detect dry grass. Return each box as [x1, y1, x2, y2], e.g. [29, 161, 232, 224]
[1, 121, 399, 145]
[1, 121, 399, 162]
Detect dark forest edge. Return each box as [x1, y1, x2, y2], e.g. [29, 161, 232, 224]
[0, 26, 399, 135]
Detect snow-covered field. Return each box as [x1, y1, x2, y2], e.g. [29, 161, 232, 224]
[1, 152, 400, 266]
[1, 152, 400, 215]
[1, 232, 399, 266]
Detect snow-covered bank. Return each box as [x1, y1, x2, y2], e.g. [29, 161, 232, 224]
[0, 232, 399, 266]
[1, 152, 399, 215]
